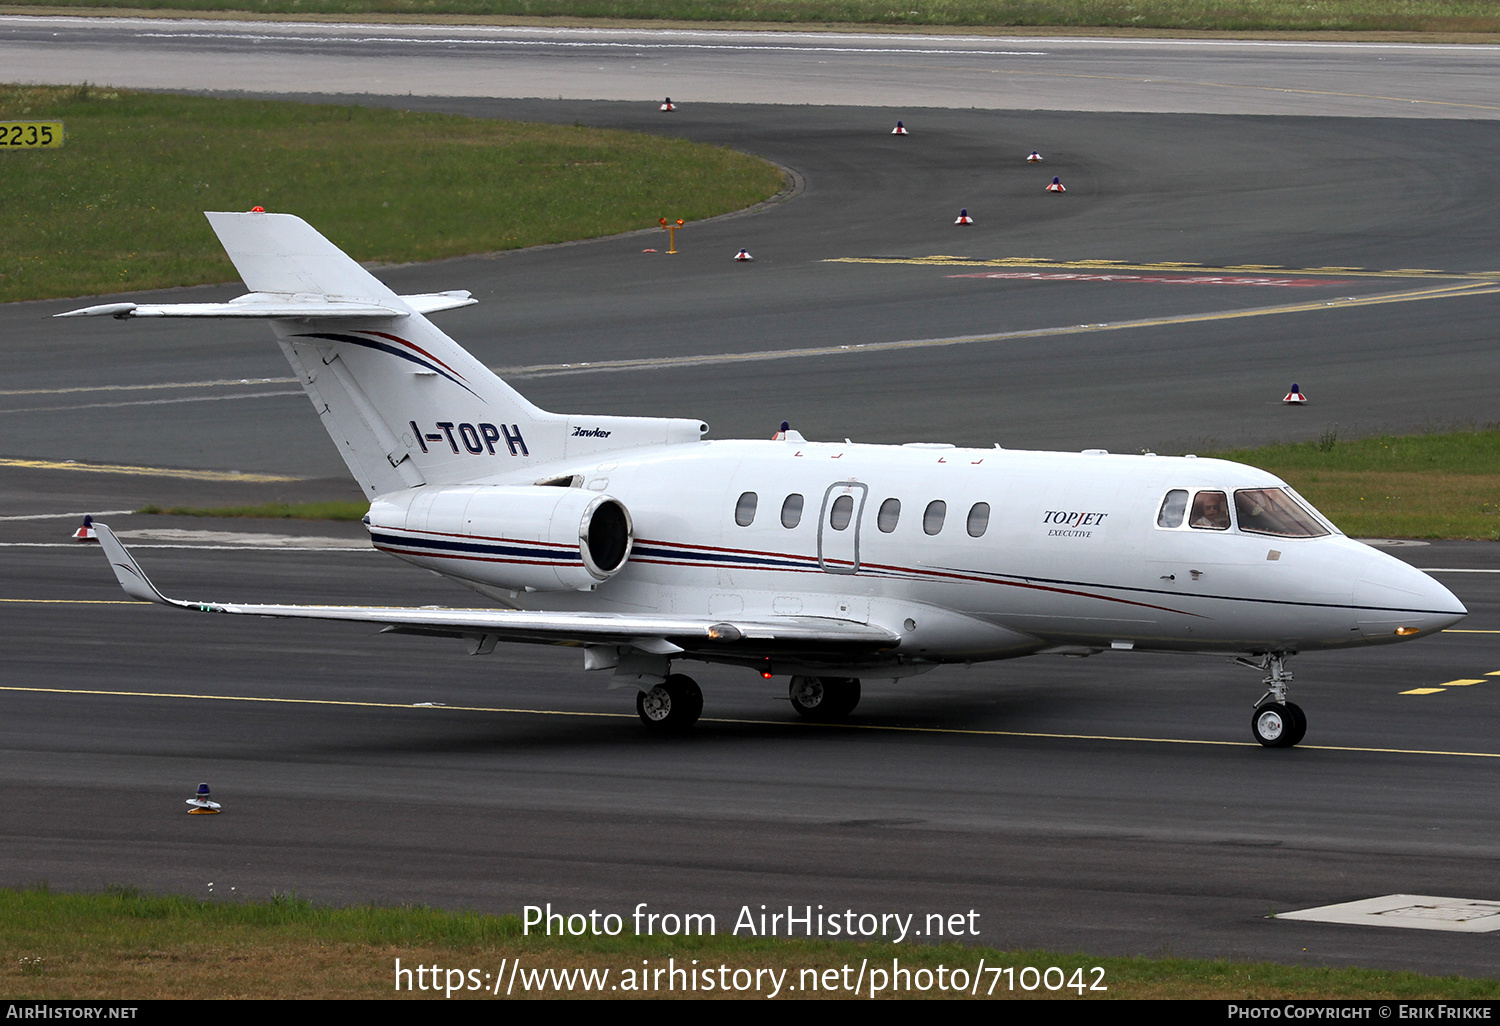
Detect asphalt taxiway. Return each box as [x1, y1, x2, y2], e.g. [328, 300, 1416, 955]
[2, 20, 1498, 978]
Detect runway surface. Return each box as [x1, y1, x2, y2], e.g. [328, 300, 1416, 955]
[3, 19, 1499, 979]
[5, 17, 1500, 117]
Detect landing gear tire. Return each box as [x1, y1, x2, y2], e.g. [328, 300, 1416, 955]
[637, 674, 703, 732]
[789, 676, 861, 721]
[1282, 702, 1307, 747]
[1251, 701, 1305, 748]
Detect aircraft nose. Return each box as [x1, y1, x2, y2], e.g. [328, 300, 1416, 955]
[1353, 552, 1467, 641]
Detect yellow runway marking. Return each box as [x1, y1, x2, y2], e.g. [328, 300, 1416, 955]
[1443, 629, 1500, 634]
[494, 281, 1500, 378]
[902, 63, 1500, 116]
[0, 458, 301, 483]
[827, 255, 1500, 281]
[1439, 679, 1485, 687]
[0, 599, 141, 605]
[6, 685, 1498, 759]
[0, 378, 296, 398]
[1402, 688, 1447, 695]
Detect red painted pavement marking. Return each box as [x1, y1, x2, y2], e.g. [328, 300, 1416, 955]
[949, 272, 1354, 287]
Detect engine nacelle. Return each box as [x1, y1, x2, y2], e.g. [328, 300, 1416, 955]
[366, 485, 633, 592]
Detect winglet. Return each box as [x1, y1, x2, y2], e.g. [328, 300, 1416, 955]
[94, 523, 171, 604]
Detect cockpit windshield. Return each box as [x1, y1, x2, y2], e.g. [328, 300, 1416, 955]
[1233, 488, 1330, 537]
[1156, 486, 1332, 538]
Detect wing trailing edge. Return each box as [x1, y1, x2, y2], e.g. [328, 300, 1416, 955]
[93, 524, 900, 657]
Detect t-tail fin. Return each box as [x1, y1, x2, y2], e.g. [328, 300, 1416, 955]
[59, 211, 707, 498]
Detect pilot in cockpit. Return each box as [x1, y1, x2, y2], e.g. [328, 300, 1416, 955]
[1189, 490, 1231, 530]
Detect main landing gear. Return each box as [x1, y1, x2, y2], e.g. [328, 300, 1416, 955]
[1238, 652, 1307, 748]
[636, 674, 703, 732]
[788, 675, 861, 721]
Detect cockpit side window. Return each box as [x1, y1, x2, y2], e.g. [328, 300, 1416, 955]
[1157, 489, 1188, 528]
[1189, 490, 1231, 530]
[1234, 488, 1331, 538]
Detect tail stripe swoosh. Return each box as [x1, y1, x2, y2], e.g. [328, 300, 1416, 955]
[295, 332, 482, 399]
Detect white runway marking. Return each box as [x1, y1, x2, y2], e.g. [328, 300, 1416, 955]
[1279, 895, 1500, 933]
[0, 510, 134, 521]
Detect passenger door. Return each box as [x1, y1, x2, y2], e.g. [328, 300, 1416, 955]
[817, 481, 868, 574]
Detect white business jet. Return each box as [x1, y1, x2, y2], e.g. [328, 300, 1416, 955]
[60, 212, 1466, 746]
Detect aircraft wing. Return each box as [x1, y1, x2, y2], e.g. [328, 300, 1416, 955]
[53, 291, 477, 319]
[94, 524, 899, 658]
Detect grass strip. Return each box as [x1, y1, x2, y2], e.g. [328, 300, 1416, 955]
[135, 501, 370, 521]
[4, 886, 1497, 999]
[135, 431, 1500, 541]
[1212, 428, 1500, 541]
[5, 0, 1500, 34]
[0, 85, 784, 303]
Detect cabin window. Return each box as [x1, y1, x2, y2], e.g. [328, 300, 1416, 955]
[1157, 489, 1188, 528]
[877, 498, 900, 533]
[923, 500, 947, 536]
[734, 491, 758, 527]
[781, 493, 804, 529]
[966, 502, 990, 538]
[1189, 490, 1231, 531]
[829, 494, 854, 531]
[1234, 488, 1330, 538]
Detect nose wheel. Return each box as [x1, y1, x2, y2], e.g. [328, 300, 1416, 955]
[1238, 652, 1307, 748]
[636, 673, 703, 732]
[1251, 701, 1306, 748]
[789, 676, 861, 720]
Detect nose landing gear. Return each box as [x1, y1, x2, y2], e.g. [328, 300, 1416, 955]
[1238, 652, 1307, 748]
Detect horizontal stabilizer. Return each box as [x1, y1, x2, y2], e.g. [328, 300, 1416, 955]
[93, 525, 898, 655]
[55, 291, 476, 320]
[205, 210, 399, 302]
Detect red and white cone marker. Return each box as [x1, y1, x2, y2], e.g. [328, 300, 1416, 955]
[1026, 150, 1043, 163]
[954, 208, 974, 225]
[1046, 176, 1066, 193]
[660, 97, 676, 111]
[1283, 383, 1307, 404]
[72, 514, 97, 542]
[187, 782, 221, 815]
[891, 121, 908, 135]
[734, 248, 753, 262]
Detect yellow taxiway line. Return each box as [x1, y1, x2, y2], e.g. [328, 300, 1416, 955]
[0, 377, 296, 398]
[903, 63, 1500, 117]
[493, 280, 1500, 379]
[825, 256, 1500, 280]
[0, 457, 301, 483]
[4, 685, 1497, 759]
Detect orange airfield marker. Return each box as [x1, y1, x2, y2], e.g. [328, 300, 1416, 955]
[659, 217, 685, 254]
